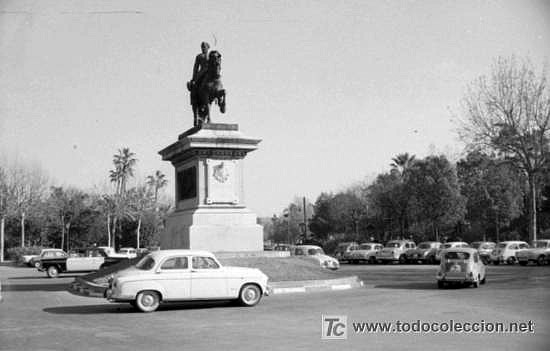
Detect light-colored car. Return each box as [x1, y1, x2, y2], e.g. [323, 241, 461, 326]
[471, 241, 496, 264]
[405, 241, 441, 264]
[118, 247, 137, 258]
[435, 242, 470, 262]
[293, 245, 340, 270]
[376, 240, 416, 264]
[97, 246, 129, 259]
[516, 239, 550, 266]
[333, 242, 359, 263]
[105, 250, 269, 312]
[347, 243, 383, 264]
[22, 253, 41, 266]
[490, 241, 529, 265]
[436, 247, 486, 288]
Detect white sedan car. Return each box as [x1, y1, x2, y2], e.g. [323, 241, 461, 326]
[437, 248, 486, 288]
[105, 250, 269, 312]
[292, 245, 340, 270]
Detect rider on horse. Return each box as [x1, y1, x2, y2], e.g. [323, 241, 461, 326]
[187, 42, 225, 127]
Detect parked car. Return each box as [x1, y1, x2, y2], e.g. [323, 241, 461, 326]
[97, 246, 130, 259]
[490, 241, 529, 265]
[292, 245, 340, 270]
[0, 280, 3, 303]
[119, 247, 137, 258]
[436, 247, 486, 288]
[405, 241, 441, 264]
[347, 243, 383, 264]
[470, 241, 496, 264]
[29, 249, 66, 268]
[105, 250, 269, 312]
[333, 242, 359, 263]
[376, 240, 416, 264]
[516, 239, 550, 266]
[37, 247, 129, 278]
[273, 244, 292, 252]
[21, 252, 41, 266]
[435, 242, 470, 262]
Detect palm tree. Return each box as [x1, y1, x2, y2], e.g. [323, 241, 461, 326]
[108, 147, 137, 248]
[390, 153, 416, 178]
[146, 170, 168, 203]
[110, 148, 137, 196]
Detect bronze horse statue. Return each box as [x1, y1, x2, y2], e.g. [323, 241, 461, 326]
[187, 50, 226, 127]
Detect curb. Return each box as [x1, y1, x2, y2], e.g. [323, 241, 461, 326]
[69, 275, 364, 298]
[268, 276, 363, 295]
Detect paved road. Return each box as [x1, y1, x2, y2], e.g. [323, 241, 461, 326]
[1, 264, 549, 351]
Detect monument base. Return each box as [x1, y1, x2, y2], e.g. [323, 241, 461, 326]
[161, 207, 263, 252]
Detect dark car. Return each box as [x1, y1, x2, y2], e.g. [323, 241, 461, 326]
[37, 247, 129, 278]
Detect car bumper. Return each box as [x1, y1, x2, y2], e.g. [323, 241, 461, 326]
[437, 275, 475, 283]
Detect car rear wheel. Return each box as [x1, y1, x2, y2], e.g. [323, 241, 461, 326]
[437, 281, 444, 289]
[472, 278, 479, 288]
[33, 261, 41, 268]
[398, 255, 406, 264]
[480, 276, 486, 285]
[493, 260, 500, 265]
[506, 257, 516, 265]
[519, 261, 528, 266]
[47, 266, 59, 278]
[537, 256, 546, 266]
[238, 284, 262, 307]
[135, 291, 160, 313]
[368, 256, 376, 264]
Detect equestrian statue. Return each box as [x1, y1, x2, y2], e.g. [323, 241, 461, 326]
[187, 42, 226, 127]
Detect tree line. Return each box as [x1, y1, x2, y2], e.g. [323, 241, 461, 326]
[0, 148, 170, 260]
[267, 56, 550, 246]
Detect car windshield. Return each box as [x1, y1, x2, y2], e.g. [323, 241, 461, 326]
[444, 252, 470, 260]
[386, 242, 400, 248]
[471, 242, 480, 249]
[418, 243, 431, 249]
[442, 243, 453, 249]
[531, 241, 549, 248]
[135, 256, 155, 270]
[480, 243, 494, 249]
[307, 248, 324, 255]
[359, 244, 371, 250]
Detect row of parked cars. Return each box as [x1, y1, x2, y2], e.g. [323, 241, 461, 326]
[332, 239, 550, 266]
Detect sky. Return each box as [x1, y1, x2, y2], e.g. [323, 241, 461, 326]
[1, 0, 549, 216]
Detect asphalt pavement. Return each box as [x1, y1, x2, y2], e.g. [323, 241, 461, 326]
[1, 263, 548, 351]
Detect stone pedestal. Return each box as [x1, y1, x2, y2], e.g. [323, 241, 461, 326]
[158, 123, 263, 252]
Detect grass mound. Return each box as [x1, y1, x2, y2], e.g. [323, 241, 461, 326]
[82, 256, 339, 286]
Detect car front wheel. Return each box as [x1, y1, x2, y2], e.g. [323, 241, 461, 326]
[506, 257, 516, 265]
[238, 284, 262, 307]
[47, 266, 59, 278]
[537, 256, 546, 266]
[135, 291, 160, 313]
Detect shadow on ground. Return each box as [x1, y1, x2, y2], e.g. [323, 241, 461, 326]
[43, 301, 241, 314]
